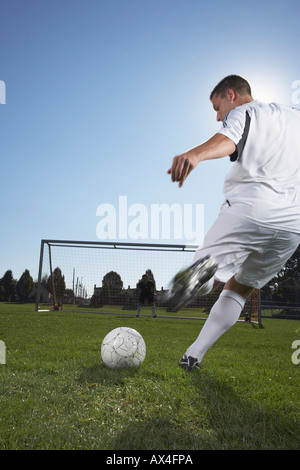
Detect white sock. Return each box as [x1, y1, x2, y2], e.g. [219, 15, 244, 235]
[186, 289, 245, 362]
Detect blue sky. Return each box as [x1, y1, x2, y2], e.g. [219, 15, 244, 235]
[1, 0, 300, 282]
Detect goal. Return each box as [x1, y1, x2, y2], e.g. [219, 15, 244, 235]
[35, 239, 261, 324]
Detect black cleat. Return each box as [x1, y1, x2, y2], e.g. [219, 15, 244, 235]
[179, 354, 200, 371]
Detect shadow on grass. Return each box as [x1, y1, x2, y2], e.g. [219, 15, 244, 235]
[109, 371, 299, 450]
[78, 363, 140, 386]
[77, 361, 298, 450]
[189, 371, 299, 450]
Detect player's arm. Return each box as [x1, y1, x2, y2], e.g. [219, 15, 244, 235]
[167, 133, 236, 188]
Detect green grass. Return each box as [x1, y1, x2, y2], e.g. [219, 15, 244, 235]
[0, 302, 299, 450]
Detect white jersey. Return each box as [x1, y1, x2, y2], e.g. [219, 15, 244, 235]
[217, 100, 300, 233]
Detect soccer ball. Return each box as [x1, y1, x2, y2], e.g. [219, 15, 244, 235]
[101, 327, 146, 369]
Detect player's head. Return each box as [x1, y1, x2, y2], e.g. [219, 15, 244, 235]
[210, 75, 252, 100]
[210, 75, 253, 121]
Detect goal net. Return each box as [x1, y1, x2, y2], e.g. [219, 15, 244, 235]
[35, 239, 261, 324]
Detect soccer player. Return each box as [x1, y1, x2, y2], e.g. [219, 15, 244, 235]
[136, 274, 156, 318]
[168, 74, 300, 370]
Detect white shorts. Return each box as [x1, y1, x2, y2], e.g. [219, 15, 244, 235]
[193, 208, 300, 289]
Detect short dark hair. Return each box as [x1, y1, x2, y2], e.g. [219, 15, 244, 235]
[210, 75, 252, 100]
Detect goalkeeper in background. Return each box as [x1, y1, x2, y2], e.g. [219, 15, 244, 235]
[136, 274, 156, 318]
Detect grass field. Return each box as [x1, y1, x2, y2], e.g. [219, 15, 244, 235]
[0, 302, 299, 450]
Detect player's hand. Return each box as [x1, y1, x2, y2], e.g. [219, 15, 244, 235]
[167, 134, 236, 187]
[167, 153, 198, 188]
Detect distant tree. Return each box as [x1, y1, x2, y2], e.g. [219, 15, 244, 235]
[16, 269, 34, 302]
[0, 270, 16, 301]
[47, 267, 66, 303]
[102, 271, 123, 295]
[0, 283, 4, 301]
[262, 244, 300, 304]
[101, 280, 111, 304]
[272, 245, 300, 285]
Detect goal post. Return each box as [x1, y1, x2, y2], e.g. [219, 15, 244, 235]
[35, 239, 261, 324]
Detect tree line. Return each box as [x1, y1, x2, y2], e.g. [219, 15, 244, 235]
[1, 246, 299, 305]
[0, 267, 66, 303]
[261, 245, 300, 304]
[0, 267, 156, 305]
[0, 269, 34, 302]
